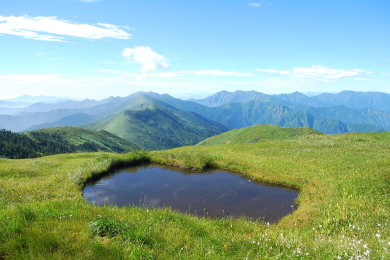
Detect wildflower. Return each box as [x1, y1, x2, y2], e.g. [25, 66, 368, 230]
[375, 233, 380, 238]
[363, 244, 368, 249]
[319, 225, 322, 228]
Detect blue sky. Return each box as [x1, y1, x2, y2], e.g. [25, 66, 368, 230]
[0, 0, 389, 99]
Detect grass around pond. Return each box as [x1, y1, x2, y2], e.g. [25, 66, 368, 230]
[0, 132, 389, 259]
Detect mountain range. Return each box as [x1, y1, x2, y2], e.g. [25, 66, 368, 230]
[0, 90, 389, 151]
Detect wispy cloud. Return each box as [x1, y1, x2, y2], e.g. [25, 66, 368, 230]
[100, 68, 255, 79]
[0, 74, 62, 84]
[0, 16, 130, 41]
[193, 70, 255, 77]
[248, 2, 262, 8]
[122, 46, 169, 73]
[256, 65, 371, 81]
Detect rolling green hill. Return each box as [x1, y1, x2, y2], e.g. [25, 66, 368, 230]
[0, 132, 388, 258]
[198, 124, 321, 145]
[0, 127, 140, 159]
[85, 95, 227, 150]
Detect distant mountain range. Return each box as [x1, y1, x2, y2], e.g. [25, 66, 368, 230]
[5, 95, 72, 104]
[194, 90, 390, 111]
[0, 90, 389, 151]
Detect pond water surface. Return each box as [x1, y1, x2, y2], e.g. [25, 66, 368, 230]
[83, 164, 298, 222]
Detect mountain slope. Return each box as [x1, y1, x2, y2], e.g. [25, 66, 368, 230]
[298, 105, 390, 131]
[194, 90, 390, 111]
[85, 95, 227, 150]
[198, 124, 321, 145]
[183, 100, 352, 134]
[27, 113, 97, 131]
[0, 127, 140, 159]
[1, 91, 388, 134]
[312, 91, 390, 111]
[138, 93, 384, 134]
[194, 90, 272, 107]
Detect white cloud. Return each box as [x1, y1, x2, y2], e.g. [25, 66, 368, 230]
[248, 2, 262, 8]
[256, 65, 371, 81]
[256, 69, 290, 75]
[193, 70, 255, 77]
[0, 16, 130, 41]
[122, 46, 169, 73]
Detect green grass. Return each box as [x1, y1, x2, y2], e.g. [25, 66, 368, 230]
[0, 132, 389, 259]
[198, 124, 321, 145]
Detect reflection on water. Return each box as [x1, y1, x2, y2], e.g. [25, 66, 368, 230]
[83, 164, 298, 222]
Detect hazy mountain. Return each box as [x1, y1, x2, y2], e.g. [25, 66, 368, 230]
[0, 91, 387, 136]
[190, 100, 356, 134]
[0, 93, 163, 131]
[20, 99, 100, 114]
[297, 105, 390, 130]
[85, 95, 227, 150]
[194, 90, 390, 111]
[311, 91, 390, 111]
[145, 95, 382, 134]
[4, 95, 71, 104]
[0, 100, 31, 108]
[27, 113, 97, 131]
[0, 127, 140, 159]
[195, 90, 272, 107]
[0, 109, 86, 132]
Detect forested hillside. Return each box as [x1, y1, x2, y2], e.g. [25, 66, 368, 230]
[0, 127, 140, 159]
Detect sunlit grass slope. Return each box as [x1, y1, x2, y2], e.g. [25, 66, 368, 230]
[198, 124, 321, 145]
[0, 131, 389, 259]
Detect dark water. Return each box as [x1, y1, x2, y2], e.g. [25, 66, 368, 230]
[83, 164, 298, 222]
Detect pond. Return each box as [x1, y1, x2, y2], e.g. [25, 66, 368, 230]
[83, 164, 298, 222]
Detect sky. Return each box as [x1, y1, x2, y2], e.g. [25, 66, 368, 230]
[0, 0, 389, 100]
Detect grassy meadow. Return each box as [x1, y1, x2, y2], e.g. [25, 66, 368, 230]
[0, 132, 389, 259]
